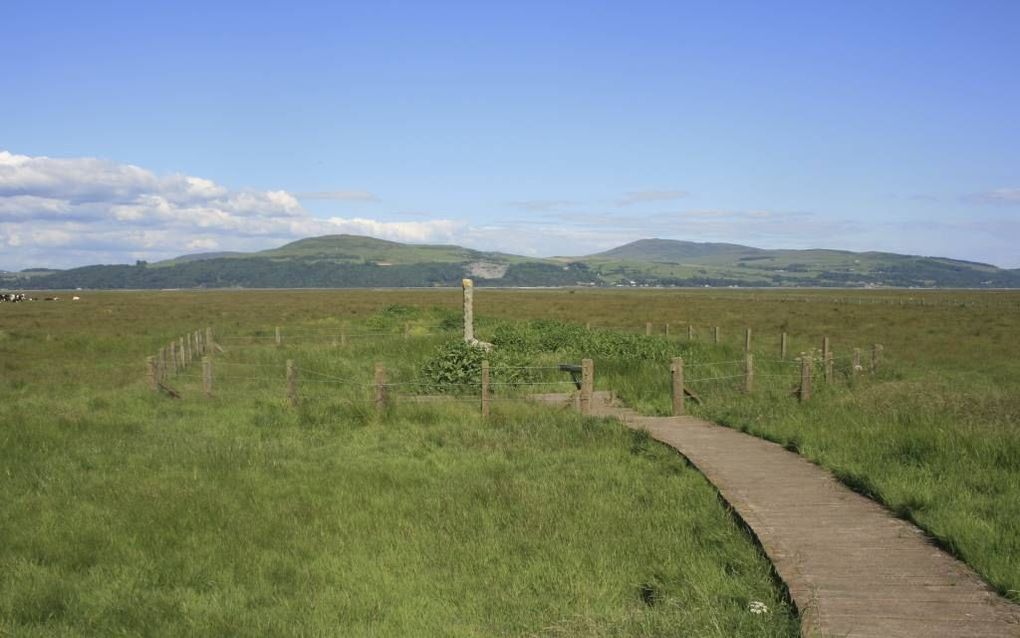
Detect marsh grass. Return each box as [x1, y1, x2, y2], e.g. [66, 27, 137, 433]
[3, 286, 1018, 635]
[0, 292, 799, 636]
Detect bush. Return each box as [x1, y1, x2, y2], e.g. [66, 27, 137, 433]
[418, 340, 533, 393]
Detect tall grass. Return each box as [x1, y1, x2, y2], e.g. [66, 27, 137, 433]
[0, 294, 798, 636]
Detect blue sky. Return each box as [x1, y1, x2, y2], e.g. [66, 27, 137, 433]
[2, 0, 1019, 269]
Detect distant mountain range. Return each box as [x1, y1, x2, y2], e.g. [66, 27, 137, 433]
[3, 235, 1018, 289]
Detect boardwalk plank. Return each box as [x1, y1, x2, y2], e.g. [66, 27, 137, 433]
[579, 397, 1020, 637]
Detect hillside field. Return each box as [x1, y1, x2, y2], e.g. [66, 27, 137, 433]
[1, 287, 1018, 635]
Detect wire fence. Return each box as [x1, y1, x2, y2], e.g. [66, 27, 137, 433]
[146, 321, 884, 417]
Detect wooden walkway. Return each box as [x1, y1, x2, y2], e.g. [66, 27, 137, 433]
[536, 393, 1020, 637]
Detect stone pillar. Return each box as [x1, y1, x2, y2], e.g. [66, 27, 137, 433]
[462, 278, 474, 343]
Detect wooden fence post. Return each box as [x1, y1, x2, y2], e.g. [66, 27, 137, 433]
[462, 278, 474, 343]
[585, 322, 591, 331]
[481, 360, 490, 419]
[744, 353, 754, 393]
[178, 337, 186, 369]
[714, 326, 720, 344]
[645, 322, 652, 336]
[852, 347, 861, 378]
[781, 332, 788, 360]
[665, 323, 670, 337]
[374, 362, 387, 413]
[158, 347, 166, 382]
[580, 358, 594, 416]
[196, 330, 203, 356]
[799, 357, 812, 402]
[286, 359, 298, 407]
[745, 328, 752, 353]
[206, 327, 214, 353]
[169, 341, 177, 375]
[822, 337, 833, 384]
[146, 356, 157, 392]
[688, 324, 694, 340]
[871, 344, 883, 374]
[276, 326, 282, 347]
[202, 356, 212, 397]
[671, 356, 685, 416]
[340, 330, 347, 347]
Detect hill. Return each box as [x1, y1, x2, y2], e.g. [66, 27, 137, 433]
[8, 234, 1020, 290]
[581, 239, 1018, 288]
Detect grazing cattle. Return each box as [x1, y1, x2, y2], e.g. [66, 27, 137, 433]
[72, 296, 80, 301]
[0, 293, 28, 303]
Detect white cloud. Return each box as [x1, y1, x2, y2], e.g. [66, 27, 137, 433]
[973, 188, 1020, 204]
[296, 190, 380, 202]
[187, 238, 220, 251]
[0, 150, 459, 270]
[508, 200, 576, 212]
[615, 189, 689, 206]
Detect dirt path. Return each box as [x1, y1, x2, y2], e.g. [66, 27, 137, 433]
[536, 393, 1020, 637]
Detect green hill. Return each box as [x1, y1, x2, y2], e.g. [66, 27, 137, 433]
[580, 239, 1017, 288]
[10, 234, 1020, 290]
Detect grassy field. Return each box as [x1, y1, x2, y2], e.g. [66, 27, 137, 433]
[2, 287, 1018, 635]
[0, 291, 798, 637]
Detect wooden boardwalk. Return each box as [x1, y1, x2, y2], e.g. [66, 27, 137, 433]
[537, 393, 1020, 637]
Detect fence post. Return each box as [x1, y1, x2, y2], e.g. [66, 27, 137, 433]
[276, 326, 282, 347]
[665, 323, 670, 337]
[158, 347, 166, 382]
[202, 356, 212, 397]
[799, 357, 812, 402]
[340, 330, 347, 347]
[744, 353, 754, 393]
[714, 326, 720, 344]
[586, 322, 591, 331]
[781, 331, 788, 360]
[374, 362, 387, 413]
[206, 327, 214, 354]
[871, 344, 883, 374]
[580, 358, 594, 416]
[852, 347, 861, 378]
[822, 337, 833, 384]
[286, 359, 298, 407]
[178, 337, 186, 369]
[196, 330, 203, 356]
[688, 324, 694, 340]
[745, 328, 752, 353]
[169, 341, 177, 375]
[645, 322, 652, 336]
[146, 356, 157, 392]
[671, 356, 685, 416]
[481, 360, 490, 419]
[462, 278, 474, 343]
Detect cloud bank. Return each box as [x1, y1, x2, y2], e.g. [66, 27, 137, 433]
[2, 151, 1016, 270]
[0, 151, 458, 269]
[973, 188, 1020, 204]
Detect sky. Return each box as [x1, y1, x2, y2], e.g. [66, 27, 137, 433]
[2, 0, 1019, 270]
